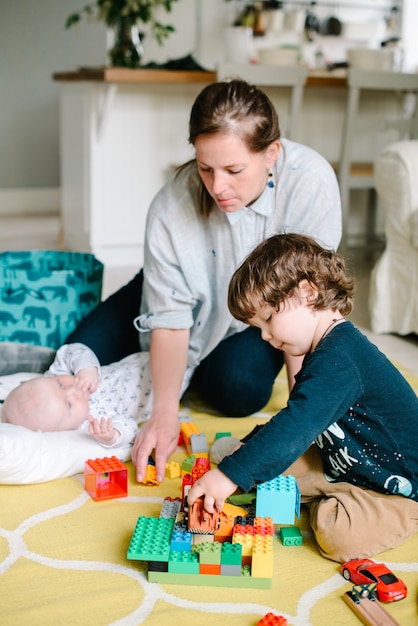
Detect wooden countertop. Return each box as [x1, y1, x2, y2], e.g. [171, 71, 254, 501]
[52, 66, 348, 88]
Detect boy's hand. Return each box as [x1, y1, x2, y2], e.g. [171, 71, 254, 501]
[187, 468, 238, 514]
[75, 367, 99, 393]
[88, 415, 119, 445]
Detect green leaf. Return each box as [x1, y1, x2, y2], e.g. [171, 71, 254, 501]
[65, 14, 82, 29]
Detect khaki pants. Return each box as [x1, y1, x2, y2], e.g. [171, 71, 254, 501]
[286, 445, 418, 563]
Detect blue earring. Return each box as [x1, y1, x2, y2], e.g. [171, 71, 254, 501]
[267, 171, 275, 188]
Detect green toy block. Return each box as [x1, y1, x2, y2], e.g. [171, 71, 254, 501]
[168, 551, 199, 574]
[221, 542, 242, 566]
[182, 455, 196, 473]
[214, 432, 232, 440]
[147, 567, 272, 588]
[127, 516, 174, 562]
[227, 493, 256, 506]
[193, 541, 222, 565]
[279, 526, 303, 546]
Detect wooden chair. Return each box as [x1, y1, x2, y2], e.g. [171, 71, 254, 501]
[216, 63, 308, 142]
[336, 68, 418, 250]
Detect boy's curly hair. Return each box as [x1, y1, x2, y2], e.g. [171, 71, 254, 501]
[228, 233, 355, 323]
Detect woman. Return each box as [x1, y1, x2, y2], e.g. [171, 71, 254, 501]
[68, 79, 342, 482]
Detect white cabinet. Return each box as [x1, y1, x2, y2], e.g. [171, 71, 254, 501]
[59, 77, 210, 266]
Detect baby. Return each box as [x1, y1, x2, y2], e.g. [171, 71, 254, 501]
[1, 343, 150, 447]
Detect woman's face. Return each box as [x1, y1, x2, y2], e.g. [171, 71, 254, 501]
[195, 132, 279, 213]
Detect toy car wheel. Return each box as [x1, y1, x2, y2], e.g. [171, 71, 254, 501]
[342, 568, 351, 581]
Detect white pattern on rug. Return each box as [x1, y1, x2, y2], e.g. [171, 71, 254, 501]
[5, 491, 416, 626]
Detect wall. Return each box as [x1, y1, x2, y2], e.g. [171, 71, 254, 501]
[0, 0, 205, 215]
[0, 0, 104, 213]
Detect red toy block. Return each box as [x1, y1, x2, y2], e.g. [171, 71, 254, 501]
[84, 456, 128, 501]
[191, 456, 211, 484]
[257, 612, 287, 625]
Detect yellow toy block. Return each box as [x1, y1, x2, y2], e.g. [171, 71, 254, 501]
[165, 461, 181, 479]
[251, 536, 274, 578]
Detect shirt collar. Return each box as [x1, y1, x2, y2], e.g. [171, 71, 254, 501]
[225, 184, 275, 225]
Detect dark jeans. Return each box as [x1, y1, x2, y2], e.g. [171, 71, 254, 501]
[66, 271, 144, 364]
[67, 270, 284, 417]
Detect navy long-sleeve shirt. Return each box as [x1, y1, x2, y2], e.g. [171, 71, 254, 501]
[219, 321, 418, 502]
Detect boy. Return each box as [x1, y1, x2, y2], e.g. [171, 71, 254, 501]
[188, 234, 418, 562]
[2, 343, 152, 447]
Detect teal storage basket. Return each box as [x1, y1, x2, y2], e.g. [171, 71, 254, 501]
[0, 251, 103, 349]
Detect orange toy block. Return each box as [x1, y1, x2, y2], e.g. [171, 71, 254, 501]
[199, 563, 221, 575]
[142, 463, 160, 486]
[215, 513, 235, 543]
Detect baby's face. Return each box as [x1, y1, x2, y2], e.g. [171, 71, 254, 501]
[33, 375, 91, 431]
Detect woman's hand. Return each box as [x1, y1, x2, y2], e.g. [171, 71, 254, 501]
[132, 328, 189, 484]
[131, 411, 180, 483]
[187, 468, 238, 514]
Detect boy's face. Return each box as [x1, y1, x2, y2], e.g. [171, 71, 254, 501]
[249, 291, 319, 357]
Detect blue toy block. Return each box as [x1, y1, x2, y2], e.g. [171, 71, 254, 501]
[170, 528, 193, 552]
[256, 475, 300, 524]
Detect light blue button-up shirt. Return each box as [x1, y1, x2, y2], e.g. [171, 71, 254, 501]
[135, 139, 342, 369]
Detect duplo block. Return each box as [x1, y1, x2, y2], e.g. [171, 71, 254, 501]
[251, 535, 274, 578]
[160, 497, 181, 519]
[221, 542, 242, 566]
[279, 526, 303, 546]
[257, 612, 287, 625]
[84, 456, 128, 501]
[193, 541, 222, 565]
[256, 475, 300, 524]
[127, 516, 174, 562]
[168, 551, 199, 574]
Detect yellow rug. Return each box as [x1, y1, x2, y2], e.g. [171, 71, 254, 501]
[1, 366, 417, 626]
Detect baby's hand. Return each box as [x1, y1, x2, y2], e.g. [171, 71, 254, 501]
[88, 415, 120, 445]
[187, 468, 238, 514]
[75, 367, 99, 393]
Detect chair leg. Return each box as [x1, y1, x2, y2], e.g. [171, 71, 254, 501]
[364, 188, 378, 260]
[366, 189, 377, 242]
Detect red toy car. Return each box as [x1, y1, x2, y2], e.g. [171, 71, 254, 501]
[340, 559, 407, 603]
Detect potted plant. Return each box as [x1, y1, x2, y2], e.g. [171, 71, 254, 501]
[65, 0, 179, 68]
